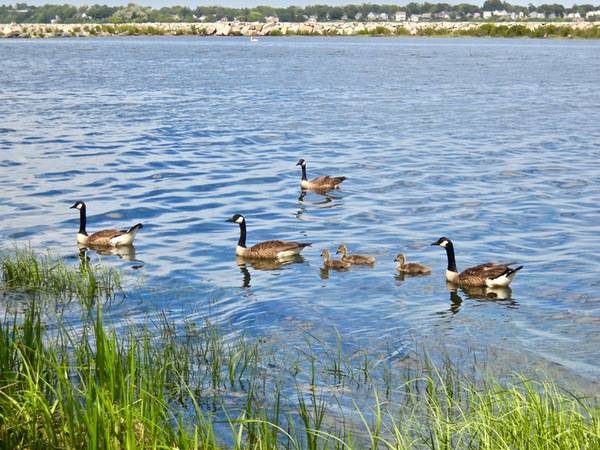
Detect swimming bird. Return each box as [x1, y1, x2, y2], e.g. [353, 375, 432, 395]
[296, 159, 346, 190]
[70, 201, 143, 247]
[336, 244, 375, 265]
[320, 249, 351, 270]
[394, 253, 431, 274]
[431, 237, 523, 288]
[226, 214, 311, 259]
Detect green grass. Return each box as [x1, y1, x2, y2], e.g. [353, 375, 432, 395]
[0, 247, 599, 448]
[1, 246, 121, 305]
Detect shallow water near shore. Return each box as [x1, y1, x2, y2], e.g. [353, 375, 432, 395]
[1, 36, 600, 384]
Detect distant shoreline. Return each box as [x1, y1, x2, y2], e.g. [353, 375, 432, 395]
[2, 21, 599, 39]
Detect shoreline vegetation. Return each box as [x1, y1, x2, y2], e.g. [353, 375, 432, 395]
[2, 21, 600, 39]
[1, 247, 600, 448]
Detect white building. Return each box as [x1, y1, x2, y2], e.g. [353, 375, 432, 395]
[366, 12, 378, 21]
[395, 11, 407, 21]
[379, 12, 389, 21]
[482, 11, 493, 19]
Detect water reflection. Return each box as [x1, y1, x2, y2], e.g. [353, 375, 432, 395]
[77, 243, 140, 263]
[394, 271, 431, 282]
[235, 255, 305, 288]
[444, 283, 517, 314]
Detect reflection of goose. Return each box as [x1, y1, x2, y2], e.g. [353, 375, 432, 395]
[236, 255, 303, 271]
[394, 253, 430, 274]
[431, 237, 523, 288]
[78, 243, 138, 262]
[336, 244, 375, 265]
[320, 249, 351, 270]
[296, 159, 346, 191]
[226, 214, 311, 259]
[70, 201, 143, 247]
[250, 36, 258, 42]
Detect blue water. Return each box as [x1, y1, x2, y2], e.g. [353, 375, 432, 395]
[1, 37, 600, 381]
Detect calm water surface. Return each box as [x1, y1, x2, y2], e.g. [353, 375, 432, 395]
[1, 37, 600, 380]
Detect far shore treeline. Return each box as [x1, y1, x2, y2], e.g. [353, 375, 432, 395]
[2, 1, 600, 24]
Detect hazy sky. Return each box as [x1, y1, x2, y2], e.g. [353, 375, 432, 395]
[17, 0, 586, 8]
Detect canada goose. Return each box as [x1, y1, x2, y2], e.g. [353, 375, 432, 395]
[226, 214, 311, 259]
[336, 244, 375, 265]
[431, 237, 523, 288]
[320, 249, 351, 270]
[296, 159, 346, 190]
[70, 201, 143, 247]
[394, 254, 431, 274]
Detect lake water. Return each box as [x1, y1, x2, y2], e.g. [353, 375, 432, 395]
[1, 36, 600, 383]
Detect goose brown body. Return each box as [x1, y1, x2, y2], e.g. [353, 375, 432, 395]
[297, 159, 346, 190]
[336, 244, 375, 265]
[432, 237, 523, 288]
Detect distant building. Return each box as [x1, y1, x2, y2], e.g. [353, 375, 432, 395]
[341, 14, 348, 21]
[566, 12, 581, 20]
[366, 12, 378, 21]
[529, 11, 546, 19]
[307, 15, 318, 23]
[410, 14, 421, 22]
[379, 12, 388, 21]
[473, 12, 481, 19]
[421, 13, 432, 20]
[50, 15, 61, 24]
[265, 15, 279, 23]
[586, 10, 600, 20]
[482, 11, 493, 19]
[394, 11, 407, 22]
[354, 12, 363, 20]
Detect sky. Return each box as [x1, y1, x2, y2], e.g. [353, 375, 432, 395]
[15, 0, 588, 8]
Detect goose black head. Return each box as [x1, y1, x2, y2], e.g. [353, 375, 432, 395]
[296, 159, 306, 167]
[431, 237, 451, 247]
[70, 201, 86, 210]
[226, 214, 245, 224]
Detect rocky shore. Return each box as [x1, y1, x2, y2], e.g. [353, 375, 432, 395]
[1, 21, 599, 38]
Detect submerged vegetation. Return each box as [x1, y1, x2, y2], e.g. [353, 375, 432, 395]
[0, 247, 599, 448]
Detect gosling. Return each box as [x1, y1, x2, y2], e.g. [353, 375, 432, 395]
[394, 253, 431, 275]
[336, 244, 375, 265]
[321, 249, 351, 270]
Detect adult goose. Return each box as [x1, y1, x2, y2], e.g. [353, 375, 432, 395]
[431, 237, 523, 288]
[336, 244, 375, 265]
[70, 201, 143, 247]
[394, 254, 431, 275]
[226, 214, 311, 259]
[320, 249, 351, 270]
[296, 159, 346, 190]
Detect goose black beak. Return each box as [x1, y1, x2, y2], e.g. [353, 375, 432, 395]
[70, 204, 77, 209]
[296, 161, 302, 166]
[431, 242, 438, 246]
[226, 218, 234, 223]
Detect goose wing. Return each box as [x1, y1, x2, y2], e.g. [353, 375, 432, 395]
[461, 262, 509, 280]
[310, 176, 347, 187]
[248, 240, 309, 258]
[88, 229, 125, 242]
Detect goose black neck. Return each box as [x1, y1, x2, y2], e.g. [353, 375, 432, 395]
[301, 165, 307, 181]
[238, 221, 247, 248]
[445, 242, 457, 272]
[78, 206, 87, 235]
